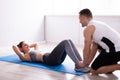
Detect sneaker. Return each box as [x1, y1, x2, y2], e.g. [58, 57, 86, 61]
[75, 66, 90, 72]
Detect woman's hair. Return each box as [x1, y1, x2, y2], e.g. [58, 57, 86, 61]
[79, 8, 93, 18]
[17, 41, 24, 52]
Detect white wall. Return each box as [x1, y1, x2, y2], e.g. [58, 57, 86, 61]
[0, 0, 47, 47]
[45, 15, 84, 45]
[94, 16, 120, 33]
[80, 0, 120, 15]
[45, 15, 120, 45]
[1, 0, 120, 47]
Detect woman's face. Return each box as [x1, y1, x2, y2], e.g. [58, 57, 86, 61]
[21, 42, 30, 52]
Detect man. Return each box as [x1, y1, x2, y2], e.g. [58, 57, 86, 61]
[78, 8, 120, 75]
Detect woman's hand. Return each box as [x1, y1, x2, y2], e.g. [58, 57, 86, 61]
[30, 43, 39, 50]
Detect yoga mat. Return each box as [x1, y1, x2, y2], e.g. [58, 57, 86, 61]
[0, 55, 86, 75]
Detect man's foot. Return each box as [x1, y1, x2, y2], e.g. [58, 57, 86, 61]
[106, 72, 113, 74]
[75, 66, 90, 72]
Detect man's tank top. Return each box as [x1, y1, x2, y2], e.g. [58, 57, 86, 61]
[87, 20, 120, 53]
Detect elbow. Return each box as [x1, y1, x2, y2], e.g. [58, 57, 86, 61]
[34, 43, 39, 49]
[12, 45, 16, 50]
[35, 43, 38, 47]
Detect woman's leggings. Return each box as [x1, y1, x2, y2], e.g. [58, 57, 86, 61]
[43, 40, 82, 66]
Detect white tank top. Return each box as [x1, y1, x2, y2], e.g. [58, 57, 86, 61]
[87, 20, 120, 52]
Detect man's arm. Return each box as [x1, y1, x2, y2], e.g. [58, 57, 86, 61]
[87, 42, 98, 65]
[83, 25, 95, 66]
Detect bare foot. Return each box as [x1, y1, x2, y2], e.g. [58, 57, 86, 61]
[90, 69, 98, 75]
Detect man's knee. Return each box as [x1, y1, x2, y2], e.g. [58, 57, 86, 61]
[91, 63, 99, 70]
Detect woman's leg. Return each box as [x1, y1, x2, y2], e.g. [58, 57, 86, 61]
[44, 40, 67, 66]
[64, 40, 82, 63]
[68, 40, 82, 61]
[65, 40, 90, 72]
[44, 40, 82, 65]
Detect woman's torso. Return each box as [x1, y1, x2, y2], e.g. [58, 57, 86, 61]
[27, 50, 44, 62]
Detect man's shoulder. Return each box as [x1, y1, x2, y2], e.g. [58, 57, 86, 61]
[84, 25, 95, 36]
[85, 25, 95, 31]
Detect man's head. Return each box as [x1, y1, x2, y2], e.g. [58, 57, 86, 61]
[79, 8, 93, 27]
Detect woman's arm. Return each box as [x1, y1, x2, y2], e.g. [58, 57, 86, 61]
[12, 45, 26, 61]
[91, 64, 120, 75]
[30, 43, 39, 50]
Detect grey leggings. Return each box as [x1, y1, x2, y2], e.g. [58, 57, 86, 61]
[43, 40, 82, 66]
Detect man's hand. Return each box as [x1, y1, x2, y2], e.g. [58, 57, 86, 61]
[75, 61, 85, 69]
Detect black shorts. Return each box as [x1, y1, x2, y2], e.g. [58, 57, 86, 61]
[91, 50, 120, 70]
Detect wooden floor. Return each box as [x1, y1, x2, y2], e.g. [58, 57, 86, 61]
[0, 43, 120, 80]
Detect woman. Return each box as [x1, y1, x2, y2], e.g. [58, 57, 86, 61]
[12, 40, 90, 72]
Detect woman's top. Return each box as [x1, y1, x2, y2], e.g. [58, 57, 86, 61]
[29, 50, 50, 62]
[29, 50, 37, 61]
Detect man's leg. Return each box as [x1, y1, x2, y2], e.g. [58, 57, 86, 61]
[91, 64, 120, 75]
[91, 51, 117, 70]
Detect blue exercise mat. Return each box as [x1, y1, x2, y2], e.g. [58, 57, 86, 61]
[0, 55, 86, 75]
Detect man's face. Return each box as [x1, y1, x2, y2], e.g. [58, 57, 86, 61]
[79, 15, 88, 27]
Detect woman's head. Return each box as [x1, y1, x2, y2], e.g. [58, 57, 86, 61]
[17, 41, 30, 53]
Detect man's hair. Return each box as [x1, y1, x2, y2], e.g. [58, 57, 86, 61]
[79, 8, 93, 18]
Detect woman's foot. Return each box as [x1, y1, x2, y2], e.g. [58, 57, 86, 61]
[74, 61, 90, 72]
[75, 66, 90, 72]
